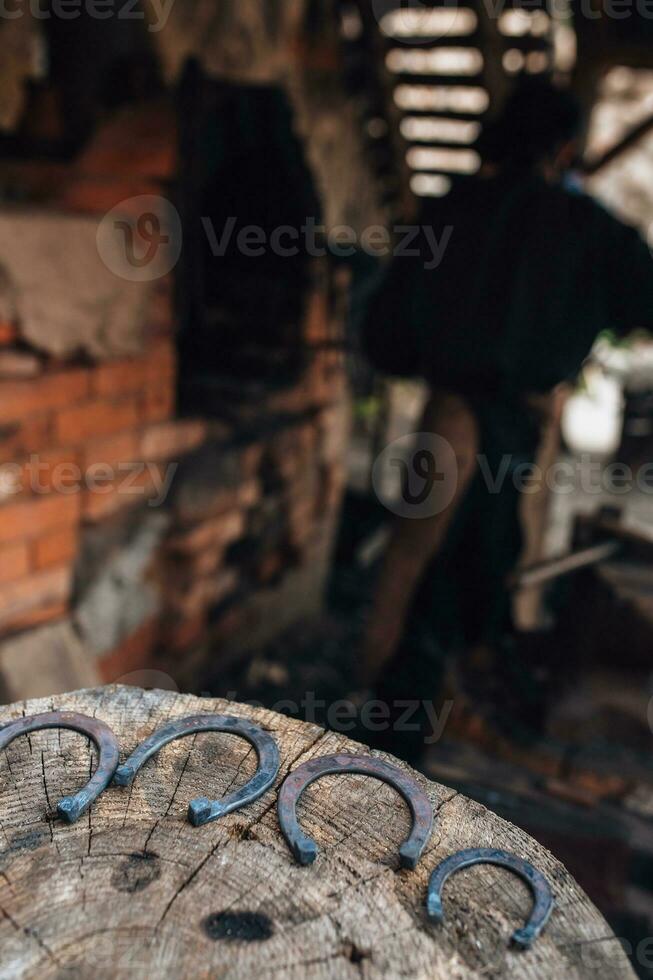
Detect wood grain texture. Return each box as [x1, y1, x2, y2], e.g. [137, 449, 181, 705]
[0, 686, 634, 978]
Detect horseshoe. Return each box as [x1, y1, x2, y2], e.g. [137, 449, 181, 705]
[0, 712, 120, 824]
[426, 848, 554, 949]
[277, 753, 434, 869]
[114, 714, 280, 827]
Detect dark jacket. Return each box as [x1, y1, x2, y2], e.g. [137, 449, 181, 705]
[364, 174, 653, 400]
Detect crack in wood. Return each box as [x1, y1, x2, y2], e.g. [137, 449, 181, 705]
[0, 689, 635, 979]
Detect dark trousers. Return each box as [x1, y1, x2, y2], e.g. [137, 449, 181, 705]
[375, 404, 540, 761]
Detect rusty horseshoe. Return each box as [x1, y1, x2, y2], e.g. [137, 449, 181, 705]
[277, 753, 434, 869]
[0, 711, 120, 824]
[114, 714, 280, 827]
[427, 848, 554, 949]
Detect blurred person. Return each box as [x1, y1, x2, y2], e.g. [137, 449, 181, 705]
[360, 78, 653, 759]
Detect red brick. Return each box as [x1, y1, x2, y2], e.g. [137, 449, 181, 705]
[99, 617, 160, 682]
[93, 358, 149, 397]
[1, 601, 68, 637]
[32, 525, 79, 570]
[0, 322, 18, 347]
[0, 566, 71, 633]
[166, 511, 245, 556]
[0, 495, 80, 546]
[238, 479, 262, 509]
[184, 547, 224, 578]
[210, 606, 246, 647]
[82, 432, 140, 472]
[0, 542, 30, 585]
[82, 462, 170, 522]
[0, 416, 52, 464]
[54, 397, 140, 445]
[166, 580, 209, 620]
[304, 290, 330, 344]
[142, 383, 175, 423]
[82, 486, 116, 523]
[147, 290, 174, 336]
[140, 420, 207, 461]
[0, 369, 89, 426]
[174, 484, 246, 526]
[145, 340, 176, 382]
[66, 103, 177, 181]
[167, 569, 238, 619]
[165, 612, 206, 653]
[0, 462, 22, 502]
[19, 449, 81, 496]
[240, 443, 264, 478]
[56, 178, 162, 215]
[0, 351, 42, 379]
[165, 545, 224, 591]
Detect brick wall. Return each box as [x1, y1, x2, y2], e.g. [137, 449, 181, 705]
[0, 3, 384, 699]
[0, 222, 349, 697]
[0, 276, 174, 635]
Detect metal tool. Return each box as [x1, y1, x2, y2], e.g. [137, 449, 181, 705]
[0, 711, 120, 824]
[426, 848, 554, 949]
[114, 714, 280, 827]
[512, 505, 653, 592]
[277, 753, 434, 869]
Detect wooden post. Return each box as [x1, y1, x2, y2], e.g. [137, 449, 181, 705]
[0, 686, 634, 977]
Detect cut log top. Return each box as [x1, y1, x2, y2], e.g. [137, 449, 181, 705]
[0, 686, 634, 979]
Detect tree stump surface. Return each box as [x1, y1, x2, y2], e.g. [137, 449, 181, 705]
[0, 686, 634, 979]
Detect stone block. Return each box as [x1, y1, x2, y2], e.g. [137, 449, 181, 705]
[0, 619, 99, 702]
[74, 510, 169, 658]
[0, 210, 154, 360]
